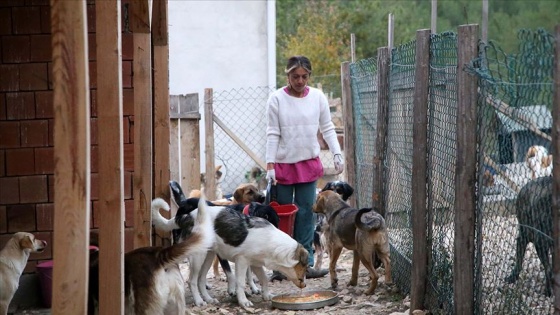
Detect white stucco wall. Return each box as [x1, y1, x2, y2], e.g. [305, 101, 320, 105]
[168, 0, 276, 192]
[168, 0, 274, 96]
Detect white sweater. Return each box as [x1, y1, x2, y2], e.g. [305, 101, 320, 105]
[266, 87, 341, 164]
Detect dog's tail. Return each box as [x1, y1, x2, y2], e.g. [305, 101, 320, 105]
[355, 207, 385, 232]
[151, 198, 180, 232]
[157, 194, 215, 267]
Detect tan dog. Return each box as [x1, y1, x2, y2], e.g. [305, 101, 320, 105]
[313, 190, 391, 295]
[0, 232, 47, 314]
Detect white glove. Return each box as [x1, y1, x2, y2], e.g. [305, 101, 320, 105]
[334, 154, 344, 174]
[266, 169, 277, 184]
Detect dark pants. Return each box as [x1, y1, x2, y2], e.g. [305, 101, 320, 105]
[276, 181, 317, 266]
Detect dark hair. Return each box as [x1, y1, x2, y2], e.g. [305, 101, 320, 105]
[285, 55, 312, 75]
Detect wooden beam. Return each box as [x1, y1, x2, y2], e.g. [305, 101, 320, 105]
[96, 1, 125, 313]
[341, 61, 356, 208]
[410, 29, 430, 312]
[551, 24, 560, 314]
[130, 0, 150, 33]
[132, 30, 153, 248]
[50, 1, 90, 314]
[454, 24, 478, 315]
[176, 94, 201, 193]
[213, 114, 266, 170]
[153, 46, 170, 201]
[204, 88, 217, 201]
[152, 0, 168, 46]
[373, 47, 390, 217]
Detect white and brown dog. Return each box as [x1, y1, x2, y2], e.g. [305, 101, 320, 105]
[152, 181, 308, 308]
[89, 197, 214, 315]
[0, 232, 47, 315]
[526, 145, 553, 179]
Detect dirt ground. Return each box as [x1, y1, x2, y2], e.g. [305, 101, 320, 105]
[181, 248, 414, 315]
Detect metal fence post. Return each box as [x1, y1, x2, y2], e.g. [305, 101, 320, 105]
[552, 24, 560, 315]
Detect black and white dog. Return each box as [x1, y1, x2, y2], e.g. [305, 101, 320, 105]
[151, 181, 308, 308]
[313, 181, 355, 270]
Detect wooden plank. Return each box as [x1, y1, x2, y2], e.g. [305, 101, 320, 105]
[95, 1, 125, 314]
[180, 118, 201, 193]
[152, 41, 170, 247]
[454, 24, 478, 315]
[213, 114, 266, 170]
[410, 29, 430, 312]
[169, 117, 179, 216]
[133, 32, 153, 249]
[204, 88, 216, 200]
[129, 0, 150, 33]
[151, 0, 168, 46]
[50, 1, 90, 314]
[153, 45, 170, 201]
[373, 47, 390, 217]
[341, 61, 356, 208]
[552, 24, 560, 314]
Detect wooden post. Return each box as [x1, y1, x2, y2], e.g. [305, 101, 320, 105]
[454, 24, 478, 315]
[350, 33, 356, 63]
[152, 0, 170, 204]
[481, 0, 488, 43]
[387, 13, 394, 51]
[131, 0, 153, 248]
[410, 29, 430, 311]
[431, 0, 437, 33]
[51, 1, 90, 313]
[341, 62, 356, 208]
[373, 47, 390, 216]
[96, 1, 125, 313]
[552, 24, 560, 315]
[204, 89, 217, 201]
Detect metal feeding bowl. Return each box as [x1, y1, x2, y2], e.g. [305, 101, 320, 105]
[271, 290, 339, 310]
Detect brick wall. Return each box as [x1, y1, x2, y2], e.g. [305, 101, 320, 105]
[0, 0, 136, 273]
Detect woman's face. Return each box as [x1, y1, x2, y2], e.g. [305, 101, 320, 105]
[287, 67, 310, 93]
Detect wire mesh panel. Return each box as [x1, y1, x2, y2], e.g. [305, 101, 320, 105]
[385, 39, 416, 296]
[211, 87, 274, 195]
[424, 32, 458, 314]
[470, 29, 554, 314]
[349, 57, 378, 209]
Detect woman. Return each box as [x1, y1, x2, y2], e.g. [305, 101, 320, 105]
[266, 55, 344, 280]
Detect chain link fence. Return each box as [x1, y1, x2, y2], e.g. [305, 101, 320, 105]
[469, 29, 554, 314]
[348, 27, 556, 314]
[208, 86, 341, 197]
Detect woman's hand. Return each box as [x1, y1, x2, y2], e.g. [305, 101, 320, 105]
[334, 154, 344, 174]
[266, 169, 277, 185]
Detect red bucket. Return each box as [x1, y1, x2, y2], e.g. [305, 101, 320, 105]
[269, 201, 298, 237]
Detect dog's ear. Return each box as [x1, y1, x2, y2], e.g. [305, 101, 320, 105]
[233, 187, 243, 203]
[19, 233, 34, 250]
[314, 193, 326, 212]
[321, 182, 333, 192]
[295, 244, 309, 267]
[343, 183, 354, 200]
[169, 181, 187, 206]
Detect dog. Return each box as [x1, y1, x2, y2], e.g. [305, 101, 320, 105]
[89, 197, 214, 315]
[246, 166, 268, 191]
[152, 180, 308, 308]
[313, 181, 355, 271]
[313, 190, 391, 295]
[191, 165, 224, 200]
[0, 232, 47, 315]
[210, 183, 265, 278]
[505, 176, 553, 296]
[526, 145, 553, 179]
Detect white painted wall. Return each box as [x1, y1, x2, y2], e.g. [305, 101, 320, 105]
[169, 0, 275, 96]
[168, 0, 276, 192]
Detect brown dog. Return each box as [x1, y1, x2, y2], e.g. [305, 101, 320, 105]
[0, 232, 47, 314]
[313, 190, 391, 295]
